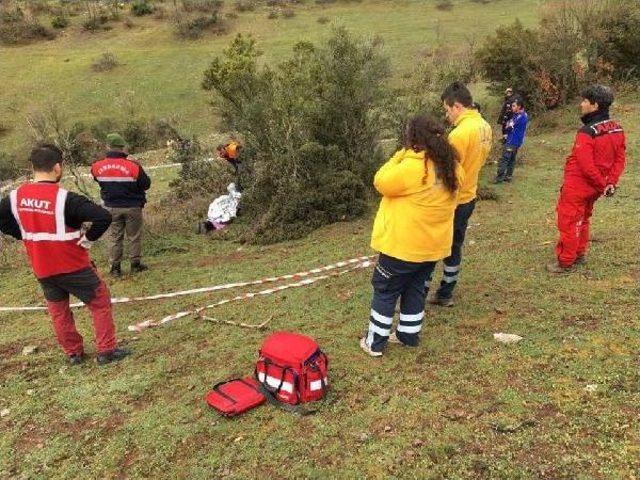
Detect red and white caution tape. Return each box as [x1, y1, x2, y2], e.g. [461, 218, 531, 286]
[128, 259, 373, 332]
[0, 255, 375, 314]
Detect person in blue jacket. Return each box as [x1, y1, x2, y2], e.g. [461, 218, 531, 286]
[494, 97, 529, 183]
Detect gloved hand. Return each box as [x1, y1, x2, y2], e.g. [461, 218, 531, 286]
[77, 235, 94, 250]
[604, 184, 616, 197]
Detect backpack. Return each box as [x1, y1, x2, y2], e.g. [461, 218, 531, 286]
[255, 331, 329, 406]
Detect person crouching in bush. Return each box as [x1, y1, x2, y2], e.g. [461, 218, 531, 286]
[360, 115, 465, 357]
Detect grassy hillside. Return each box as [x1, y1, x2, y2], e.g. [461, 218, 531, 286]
[0, 0, 541, 157]
[0, 90, 638, 477]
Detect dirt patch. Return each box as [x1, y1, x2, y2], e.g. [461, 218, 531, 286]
[561, 313, 600, 330]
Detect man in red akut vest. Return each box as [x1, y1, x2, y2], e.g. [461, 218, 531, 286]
[547, 85, 626, 273]
[0, 144, 131, 365]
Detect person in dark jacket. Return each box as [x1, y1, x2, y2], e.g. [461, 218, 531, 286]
[91, 134, 151, 277]
[494, 97, 529, 183]
[547, 85, 626, 273]
[497, 87, 514, 139]
[0, 144, 131, 365]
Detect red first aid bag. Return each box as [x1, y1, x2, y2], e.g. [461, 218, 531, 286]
[205, 376, 265, 417]
[255, 331, 329, 406]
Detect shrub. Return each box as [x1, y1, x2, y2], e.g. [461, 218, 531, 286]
[266, 9, 278, 19]
[82, 15, 110, 31]
[202, 29, 390, 243]
[0, 4, 56, 45]
[435, 0, 453, 11]
[317, 15, 329, 24]
[174, 12, 226, 39]
[91, 52, 120, 72]
[181, 0, 223, 13]
[0, 123, 10, 138]
[51, 15, 69, 29]
[234, 0, 256, 12]
[282, 7, 295, 18]
[479, 1, 640, 111]
[168, 138, 236, 200]
[131, 0, 154, 16]
[0, 152, 20, 182]
[389, 43, 477, 144]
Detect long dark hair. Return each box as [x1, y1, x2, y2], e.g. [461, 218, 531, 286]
[404, 114, 459, 194]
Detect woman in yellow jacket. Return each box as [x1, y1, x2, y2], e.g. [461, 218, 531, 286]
[361, 115, 464, 357]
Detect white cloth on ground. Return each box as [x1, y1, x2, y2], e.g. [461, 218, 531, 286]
[207, 183, 242, 224]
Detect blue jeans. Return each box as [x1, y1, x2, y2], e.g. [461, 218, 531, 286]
[497, 145, 519, 180]
[366, 254, 436, 352]
[431, 199, 476, 300]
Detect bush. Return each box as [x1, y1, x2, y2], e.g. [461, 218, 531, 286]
[82, 15, 110, 31]
[174, 12, 226, 39]
[0, 152, 20, 182]
[435, 0, 453, 11]
[202, 29, 390, 243]
[234, 0, 256, 12]
[131, 0, 154, 16]
[389, 43, 477, 144]
[181, 0, 223, 13]
[479, 1, 640, 111]
[282, 7, 295, 18]
[91, 52, 120, 72]
[266, 9, 278, 19]
[51, 15, 69, 29]
[0, 4, 56, 45]
[317, 15, 329, 24]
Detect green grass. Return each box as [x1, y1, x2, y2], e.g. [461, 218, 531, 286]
[1, 93, 639, 478]
[0, 0, 541, 156]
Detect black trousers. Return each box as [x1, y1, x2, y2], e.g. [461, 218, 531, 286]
[366, 254, 436, 352]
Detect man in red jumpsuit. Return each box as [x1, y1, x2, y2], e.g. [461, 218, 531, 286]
[0, 144, 131, 365]
[547, 85, 626, 273]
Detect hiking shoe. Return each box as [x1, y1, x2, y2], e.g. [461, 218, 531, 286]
[504, 176, 513, 182]
[546, 261, 574, 274]
[110, 263, 122, 278]
[68, 353, 85, 365]
[359, 337, 382, 357]
[97, 347, 132, 365]
[574, 255, 587, 265]
[428, 296, 454, 307]
[130, 262, 149, 274]
[492, 177, 505, 184]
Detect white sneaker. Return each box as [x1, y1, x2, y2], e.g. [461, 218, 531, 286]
[360, 337, 382, 357]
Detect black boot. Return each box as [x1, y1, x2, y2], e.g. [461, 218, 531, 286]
[130, 261, 148, 273]
[97, 347, 132, 365]
[68, 353, 85, 366]
[110, 263, 122, 278]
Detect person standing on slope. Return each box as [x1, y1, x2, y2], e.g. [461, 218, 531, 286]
[428, 82, 492, 307]
[547, 85, 626, 274]
[0, 144, 131, 365]
[494, 97, 529, 183]
[91, 134, 151, 277]
[360, 115, 464, 357]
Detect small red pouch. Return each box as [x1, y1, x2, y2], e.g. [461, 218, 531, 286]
[205, 376, 266, 417]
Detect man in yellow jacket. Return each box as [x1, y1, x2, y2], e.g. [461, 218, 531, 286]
[428, 82, 492, 307]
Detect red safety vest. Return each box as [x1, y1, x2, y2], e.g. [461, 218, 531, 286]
[10, 183, 90, 279]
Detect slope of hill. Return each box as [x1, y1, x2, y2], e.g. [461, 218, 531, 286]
[0, 90, 638, 477]
[0, 0, 541, 156]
